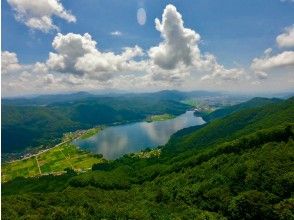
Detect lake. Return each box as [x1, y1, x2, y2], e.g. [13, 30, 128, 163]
[73, 111, 205, 159]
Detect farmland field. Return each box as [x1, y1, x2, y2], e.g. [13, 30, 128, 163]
[146, 113, 175, 122]
[2, 143, 105, 182]
[1, 157, 40, 182]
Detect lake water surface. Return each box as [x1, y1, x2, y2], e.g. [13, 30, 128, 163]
[73, 111, 205, 159]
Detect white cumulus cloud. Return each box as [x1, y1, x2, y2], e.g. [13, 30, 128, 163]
[148, 4, 200, 70]
[276, 25, 294, 48]
[251, 24, 294, 81]
[7, 0, 76, 32]
[251, 51, 294, 71]
[46, 32, 145, 80]
[1, 51, 21, 74]
[148, 4, 244, 83]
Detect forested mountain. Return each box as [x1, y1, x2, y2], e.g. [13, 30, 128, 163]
[2, 97, 293, 219]
[201, 97, 282, 122]
[166, 97, 293, 155]
[2, 96, 190, 153]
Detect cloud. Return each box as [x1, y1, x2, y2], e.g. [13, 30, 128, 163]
[148, 4, 200, 70]
[255, 71, 268, 80]
[110, 31, 122, 36]
[147, 4, 244, 83]
[251, 51, 294, 71]
[7, 0, 76, 32]
[264, 48, 272, 56]
[1, 51, 21, 74]
[201, 66, 244, 81]
[199, 54, 245, 81]
[276, 25, 294, 48]
[46, 32, 145, 80]
[2, 4, 250, 96]
[46, 33, 96, 74]
[148, 63, 190, 84]
[251, 24, 294, 82]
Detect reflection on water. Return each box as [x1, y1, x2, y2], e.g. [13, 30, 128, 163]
[73, 111, 205, 159]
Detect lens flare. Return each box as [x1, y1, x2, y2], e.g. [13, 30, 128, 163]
[137, 8, 146, 26]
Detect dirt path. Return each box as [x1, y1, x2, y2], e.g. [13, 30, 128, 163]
[58, 149, 74, 170]
[5, 140, 70, 165]
[35, 156, 42, 175]
[4, 127, 103, 165]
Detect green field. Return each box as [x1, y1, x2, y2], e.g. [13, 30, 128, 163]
[61, 127, 102, 142]
[2, 143, 105, 182]
[1, 157, 40, 182]
[79, 127, 102, 139]
[146, 113, 175, 122]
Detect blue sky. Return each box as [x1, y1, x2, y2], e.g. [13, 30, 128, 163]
[2, 0, 294, 96]
[3, 0, 294, 66]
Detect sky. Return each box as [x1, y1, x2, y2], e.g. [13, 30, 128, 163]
[1, 0, 294, 97]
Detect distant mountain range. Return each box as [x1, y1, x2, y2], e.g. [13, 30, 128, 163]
[3, 90, 293, 106]
[2, 90, 222, 106]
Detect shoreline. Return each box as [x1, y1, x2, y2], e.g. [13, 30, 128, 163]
[2, 110, 204, 182]
[2, 109, 196, 164]
[2, 126, 103, 165]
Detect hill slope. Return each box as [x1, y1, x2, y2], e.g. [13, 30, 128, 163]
[166, 97, 293, 155]
[202, 97, 282, 122]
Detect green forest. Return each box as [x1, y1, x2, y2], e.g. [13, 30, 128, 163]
[2, 97, 294, 219]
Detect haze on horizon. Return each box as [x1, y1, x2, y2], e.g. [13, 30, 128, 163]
[2, 0, 294, 97]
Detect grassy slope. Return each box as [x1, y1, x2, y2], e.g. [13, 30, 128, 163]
[2, 97, 294, 219]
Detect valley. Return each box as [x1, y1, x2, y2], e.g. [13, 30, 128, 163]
[2, 90, 236, 161]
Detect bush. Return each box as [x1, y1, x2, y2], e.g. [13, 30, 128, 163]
[228, 190, 275, 220]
